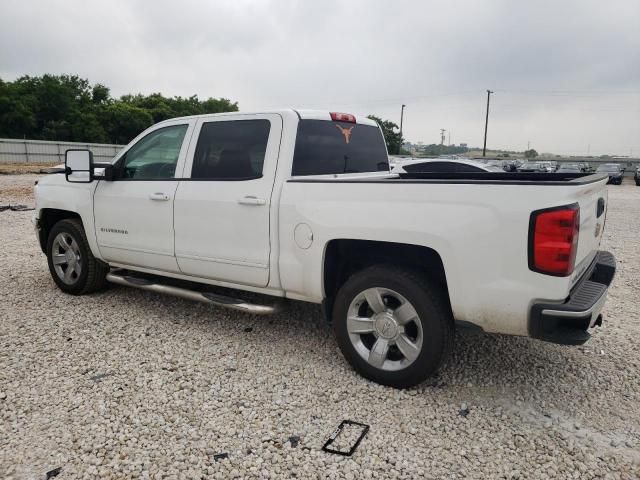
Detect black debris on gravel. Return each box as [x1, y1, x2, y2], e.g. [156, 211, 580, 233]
[0, 204, 35, 212]
[45, 467, 62, 479]
[213, 453, 228, 462]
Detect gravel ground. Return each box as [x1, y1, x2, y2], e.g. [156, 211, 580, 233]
[1, 174, 639, 480]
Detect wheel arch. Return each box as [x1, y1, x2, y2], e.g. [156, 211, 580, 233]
[38, 208, 82, 253]
[322, 239, 450, 321]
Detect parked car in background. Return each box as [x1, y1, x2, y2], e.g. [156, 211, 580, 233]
[596, 163, 623, 185]
[517, 161, 548, 173]
[504, 159, 523, 172]
[557, 163, 583, 173]
[634, 166, 640, 186]
[392, 158, 504, 174]
[539, 161, 557, 172]
[484, 159, 508, 171]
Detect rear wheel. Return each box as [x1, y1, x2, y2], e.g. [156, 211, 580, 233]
[333, 265, 454, 388]
[47, 219, 108, 295]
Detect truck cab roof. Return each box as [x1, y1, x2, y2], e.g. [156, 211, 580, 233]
[165, 109, 379, 127]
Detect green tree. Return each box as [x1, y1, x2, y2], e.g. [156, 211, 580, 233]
[92, 84, 111, 104]
[98, 103, 154, 145]
[366, 115, 403, 154]
[0, 74, 240, 144]
[524, 149, 538, 159]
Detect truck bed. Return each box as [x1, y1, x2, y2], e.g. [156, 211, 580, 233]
[280, 171, 609, 336]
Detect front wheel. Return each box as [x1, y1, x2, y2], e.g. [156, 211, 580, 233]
[333, 265, 454, 388]
[46, 219, 108, 295]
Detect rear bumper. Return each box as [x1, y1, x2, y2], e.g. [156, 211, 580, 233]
[529, 251, 616, 345]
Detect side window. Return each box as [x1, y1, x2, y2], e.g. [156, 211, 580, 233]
[404, 162, 455, 173]
[403, 162, 436, 173]
[431, 162, 455, 172]
[191, 120, 270, 179]
[120, 125, 188, 180]
[455, 164, 484, 173]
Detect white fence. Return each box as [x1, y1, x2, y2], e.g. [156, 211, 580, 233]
[0, 138, 125, 164]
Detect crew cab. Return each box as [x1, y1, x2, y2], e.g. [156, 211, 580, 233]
[33, 109, 616, 388]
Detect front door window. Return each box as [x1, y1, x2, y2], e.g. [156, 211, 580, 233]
[120, 125, 188, 179]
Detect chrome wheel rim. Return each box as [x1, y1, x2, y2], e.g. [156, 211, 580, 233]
[347, 287, 423, 371]
[51, 232, 82, 285]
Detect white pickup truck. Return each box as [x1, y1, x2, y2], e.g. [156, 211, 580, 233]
[33, 110, 616, 387]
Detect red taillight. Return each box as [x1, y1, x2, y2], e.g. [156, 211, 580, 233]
[529, 205, 580, 276]
[330, 112, 356, 123]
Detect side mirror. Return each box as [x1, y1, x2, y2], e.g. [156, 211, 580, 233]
[65, 149, 93, 183]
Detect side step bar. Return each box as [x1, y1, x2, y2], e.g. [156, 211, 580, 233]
[106, 271, 276, 315]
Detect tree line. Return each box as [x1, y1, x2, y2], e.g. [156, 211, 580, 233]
[0, 74, 238, 144]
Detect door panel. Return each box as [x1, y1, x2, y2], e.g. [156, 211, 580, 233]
[174, 114, 282, 287]
[94, 180, 181, 272]
[94, 121, 194, 272]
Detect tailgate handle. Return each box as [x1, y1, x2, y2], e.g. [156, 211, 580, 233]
[597, 198, 605, 218]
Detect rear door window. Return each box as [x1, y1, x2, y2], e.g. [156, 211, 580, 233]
[292, 120, 389, 176]
[191, 120, 271, 179]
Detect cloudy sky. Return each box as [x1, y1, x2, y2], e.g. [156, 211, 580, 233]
[1, 0, 639, 154]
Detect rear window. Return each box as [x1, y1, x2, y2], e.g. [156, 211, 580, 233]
[292, 120, 389, 176]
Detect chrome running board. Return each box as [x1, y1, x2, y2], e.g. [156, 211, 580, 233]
[106, 271, 276, 315]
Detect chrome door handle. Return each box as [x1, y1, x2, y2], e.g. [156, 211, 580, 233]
[238, 196, 266, 206]
[149, 192, 170, 201]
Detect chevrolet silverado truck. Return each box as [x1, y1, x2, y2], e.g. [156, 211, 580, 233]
[33, 110, 616, 388]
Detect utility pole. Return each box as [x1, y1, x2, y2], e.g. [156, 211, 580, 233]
[440, 129, 446, 146]
[482, 90, 494, 157]
[399, 104, 406, 154]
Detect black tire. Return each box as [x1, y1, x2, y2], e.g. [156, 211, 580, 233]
[46, 218, 108, 295]
[333, 265, 454, 388]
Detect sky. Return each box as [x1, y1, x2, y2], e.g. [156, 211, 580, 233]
[1, 0, 639, 155]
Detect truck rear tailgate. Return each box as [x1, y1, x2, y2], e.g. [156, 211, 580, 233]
[569, 178, 608, 287]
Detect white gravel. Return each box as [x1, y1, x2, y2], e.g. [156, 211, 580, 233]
[1, 173, 639, 479]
